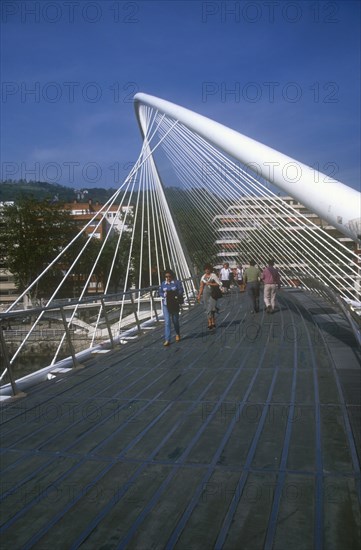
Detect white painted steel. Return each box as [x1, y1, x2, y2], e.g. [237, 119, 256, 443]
[134, 93, 361, 242]
[153, 115, 359, 300]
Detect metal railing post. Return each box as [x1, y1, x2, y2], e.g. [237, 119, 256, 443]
[129, 291, 141, 333]
[0, 325, 25, 397]
[100, 298, 115, 348]
[150, 289, 159, 322]
[59, 307, 81, 368]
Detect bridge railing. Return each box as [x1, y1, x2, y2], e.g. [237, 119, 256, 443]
[0, 277, 199, 397]
[2, 275, 358, 399]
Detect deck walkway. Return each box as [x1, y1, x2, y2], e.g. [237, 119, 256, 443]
[1, 288, 360, 549]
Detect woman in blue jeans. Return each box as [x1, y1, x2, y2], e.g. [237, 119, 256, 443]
[159, 270, 184, 346]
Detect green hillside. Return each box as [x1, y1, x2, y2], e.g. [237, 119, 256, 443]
[0, 180, 118, 204]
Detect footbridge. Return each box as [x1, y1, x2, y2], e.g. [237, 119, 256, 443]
[0, 93, 360, 549]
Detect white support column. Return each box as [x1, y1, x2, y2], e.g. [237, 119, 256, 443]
[134, 92, 361, 242]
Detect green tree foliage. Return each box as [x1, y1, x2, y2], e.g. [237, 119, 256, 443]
[165, 187, 218, 270]
[0, 197, 79, 301]
[0, 197, 133, 301]
[100, 232, 132, 293]
[0, 180, 120, 204]
[131, 220, 163, 288]
[0, 180, 75, 202]
[72, 232, 132, 294]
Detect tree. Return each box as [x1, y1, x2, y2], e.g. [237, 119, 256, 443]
[165, 187, 219, 270]
[72, 232, 132, 294]
[99, 232, 132, 293]
[0, 197, 79, 302]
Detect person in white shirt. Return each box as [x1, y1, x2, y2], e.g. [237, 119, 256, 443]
[197, 264, 222, 329]
[219, 262, 231, 293]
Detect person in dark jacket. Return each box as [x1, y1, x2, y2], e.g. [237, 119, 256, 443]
[159, 269, 184, 346]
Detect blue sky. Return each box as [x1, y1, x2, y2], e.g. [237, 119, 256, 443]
[1, 0, 360, 192]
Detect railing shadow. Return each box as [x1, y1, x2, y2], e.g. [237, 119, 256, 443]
[281, 276, 361, 349]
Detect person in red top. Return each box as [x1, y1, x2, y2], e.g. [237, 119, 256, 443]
[261, 259, 281, 313]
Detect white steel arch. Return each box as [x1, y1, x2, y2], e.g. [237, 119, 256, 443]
[134, 92, 360, 242]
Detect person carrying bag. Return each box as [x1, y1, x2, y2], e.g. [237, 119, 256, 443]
[159, 269, 184, 346]
[197, 264, 222, 330]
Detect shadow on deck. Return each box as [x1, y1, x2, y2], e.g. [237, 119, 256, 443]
[1, 288, 360, 549]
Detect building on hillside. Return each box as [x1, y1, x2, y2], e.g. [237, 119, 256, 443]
[62, 199, 133, 239]
[0, 269, 18, 308]
[213, 195, 359, 297]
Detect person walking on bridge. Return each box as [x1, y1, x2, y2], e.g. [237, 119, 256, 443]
[243, 260, 262, 313]
[197, 264, 222, 330]
[235, 264, 244, 292]
[159, 269, 184, 346]
[262, 259, 281, 313]
[219, 262, 232, 294]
